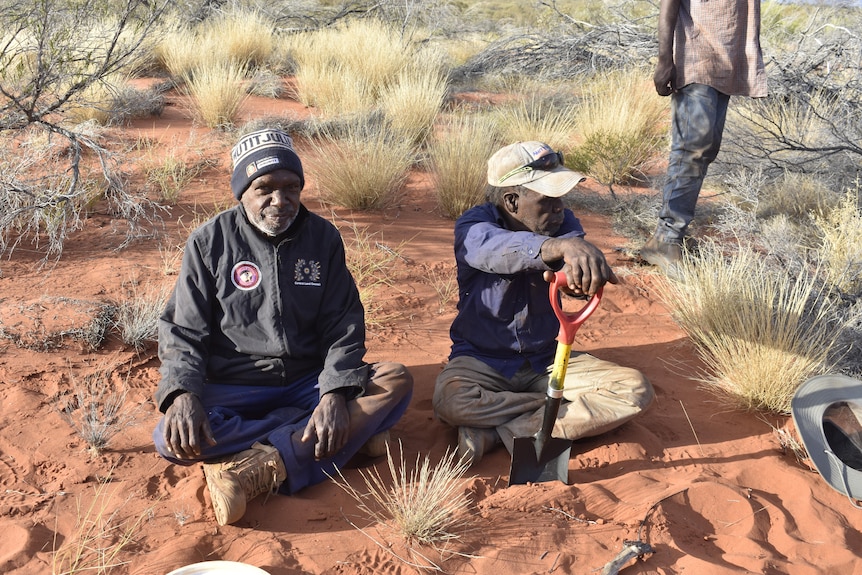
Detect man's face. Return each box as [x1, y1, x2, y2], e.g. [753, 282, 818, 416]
[240, 169, 302, 236]
[504, 187, 565, 236]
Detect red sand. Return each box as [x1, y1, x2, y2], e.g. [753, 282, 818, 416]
[1, 89, 860, 575]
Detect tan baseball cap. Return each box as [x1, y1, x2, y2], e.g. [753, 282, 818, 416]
[487, 141, 585, 198]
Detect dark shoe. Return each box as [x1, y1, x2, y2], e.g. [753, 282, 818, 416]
[640, 235, 683, 275]
[203, 442, 287, 526]
[457, 427, 500, 467]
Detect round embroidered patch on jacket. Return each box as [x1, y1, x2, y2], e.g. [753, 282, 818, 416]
[231, 261, 262, 290]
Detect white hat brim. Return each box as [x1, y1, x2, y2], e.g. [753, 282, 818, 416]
[791, 374, 862, 499]
[520, 168, 586, 198]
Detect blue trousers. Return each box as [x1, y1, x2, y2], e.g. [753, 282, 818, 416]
[153, 362, 413, 494]
[656, 83, 730, 242]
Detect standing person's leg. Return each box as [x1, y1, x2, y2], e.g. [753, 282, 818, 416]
[642, 83, 730, 267]
[269, 361, 413, 493]
[434, 356, 545, 464]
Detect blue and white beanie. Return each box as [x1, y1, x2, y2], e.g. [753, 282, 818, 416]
[230, 129, 304, 200]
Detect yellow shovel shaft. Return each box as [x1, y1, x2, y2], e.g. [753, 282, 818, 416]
[548, 342, 572, 396]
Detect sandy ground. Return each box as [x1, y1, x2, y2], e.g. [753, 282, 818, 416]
[1, 87, 861, 575]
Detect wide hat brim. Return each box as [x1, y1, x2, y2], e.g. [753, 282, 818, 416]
[791, 374, 862, 499]
[520, 168, 586, 198]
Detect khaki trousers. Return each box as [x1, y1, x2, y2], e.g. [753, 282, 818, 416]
[433, 354, 654, 454]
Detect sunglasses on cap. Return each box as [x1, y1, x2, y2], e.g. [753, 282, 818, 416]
[497, 151, 565, 184]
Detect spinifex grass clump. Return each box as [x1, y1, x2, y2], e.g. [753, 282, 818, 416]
[59, 367, 137, 455]
[331, 442, 473, 546]
[379, 61, 448, 145]
[492, 94, 579, 152]
[427, 113, 502, 219]
[657, 240, 840, 413]
[814, 187, 862, 296]
[287, 19, 414, 116]
[569, 67, 667, 194]
[182, 62, 248, 129]
[306, 116, 414, 210]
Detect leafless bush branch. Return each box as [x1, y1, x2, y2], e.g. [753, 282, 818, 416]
[719, 19, 862, 188]
[0, 0, 168, 261]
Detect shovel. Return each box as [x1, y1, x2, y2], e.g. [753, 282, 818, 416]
[509, 271, 602, 485]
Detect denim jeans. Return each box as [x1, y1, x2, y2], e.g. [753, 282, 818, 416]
[656, 83, 730, 242]
[153, 361, 413, 494]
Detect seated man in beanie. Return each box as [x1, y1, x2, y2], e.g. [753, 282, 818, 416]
[153, 128, 413, 526]
[434, 141, 654, 467]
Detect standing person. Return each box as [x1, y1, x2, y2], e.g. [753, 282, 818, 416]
[640, 0, 767, 271]
[153, 128, 413, 526]
[434, 141, 654, 467]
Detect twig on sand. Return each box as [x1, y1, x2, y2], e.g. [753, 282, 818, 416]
[680, 400, 704, 456]
[599, 540, 656, 575]
[595, 488, 689, 574]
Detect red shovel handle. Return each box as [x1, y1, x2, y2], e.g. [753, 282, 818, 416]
[549, 270, 602, 345]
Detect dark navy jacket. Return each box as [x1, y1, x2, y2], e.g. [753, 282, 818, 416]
[448, 202, 586, 378]
[155, 204, 368, 412]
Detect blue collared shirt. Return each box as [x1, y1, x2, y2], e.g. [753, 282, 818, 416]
[448, 202, 586, 378]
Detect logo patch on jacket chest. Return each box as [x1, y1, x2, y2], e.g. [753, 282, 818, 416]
[294, 259, 321, 286]
[231, 261, 262, 290]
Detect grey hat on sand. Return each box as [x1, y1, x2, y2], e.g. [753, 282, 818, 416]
[487, 141, 585, 198]
[791, 374, 862, 506]
[230, 129, 304, 200]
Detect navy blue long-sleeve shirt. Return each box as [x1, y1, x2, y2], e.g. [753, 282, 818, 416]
[448, 202, 586, 378]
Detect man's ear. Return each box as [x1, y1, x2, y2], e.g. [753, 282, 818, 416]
[503, 190, 519, 214]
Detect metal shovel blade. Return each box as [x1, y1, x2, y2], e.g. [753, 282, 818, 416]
[509, 435, 572, 485]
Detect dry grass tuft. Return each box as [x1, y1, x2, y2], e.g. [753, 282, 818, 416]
[335, 216, 408, 329]
[52, 473, 154, 575]
[306, 118, 415, 210]
[141, 137, 218, 204]
[814, 186, 862, 296]
[285, 19, 440, 117]
[569, 67, 667, 193]
[656, 239, 840, 413]
[182, 62, 249, 129]
[155, 26, 201, 80]
[58, 366, 137, 455]
[115, 279, 172, 352]
[380, 62, 448, 145]
[492, 94, 579, 151]
[199, 9, 274, 67]
[427, 113, 502, 219]
[330, 442, 475, 570]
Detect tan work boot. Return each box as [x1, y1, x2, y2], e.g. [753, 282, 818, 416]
[203, 442, 287, 526]
[457, 426, 500, 467]
[358, 430, 390, 458]
[640, 235, 683, 275]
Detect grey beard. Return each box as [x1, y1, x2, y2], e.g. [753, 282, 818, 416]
[250, 213, 295, 236]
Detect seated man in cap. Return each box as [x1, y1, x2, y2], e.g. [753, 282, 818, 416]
[434, 141, 654, 467]
[153, 128, 413, 525]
